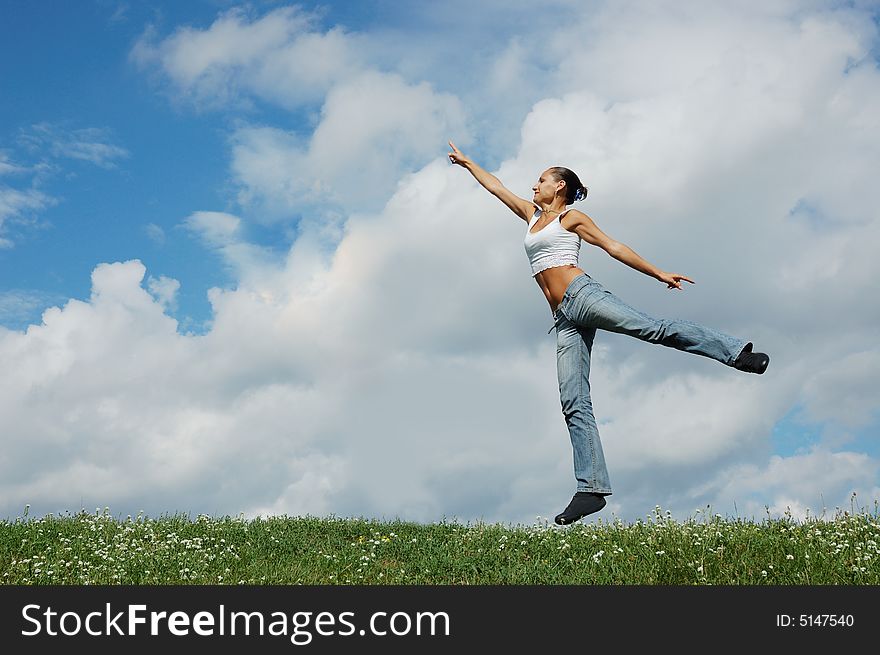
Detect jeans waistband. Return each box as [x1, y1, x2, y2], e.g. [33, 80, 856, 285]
[550, 274, 595, 334]
[560, 273, 594, 304]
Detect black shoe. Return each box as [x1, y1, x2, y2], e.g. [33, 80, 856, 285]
[554, 492, 607, 525]
[734, 343, 769, 374]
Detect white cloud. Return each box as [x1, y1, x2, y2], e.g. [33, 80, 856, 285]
[0, 152, 28, 176]
[131, 4, 471, 219]
[3, 1, 879, 525]
[230, 70, 469, 217]
[0, 289, 63, 326]
[181, 210, 280, 285]
[22, 123, 129, 168]
[227, 126, 303, 217]
[131, 6, 362, 109]
[0, 185, 51, 220]
[800, 350, 880, 429]
[688, 449, 880, 521]
[144, 222, 165, 245]
[0, 185, 53, 240]
[0, 124, 127, 246]
[183, 210, 241, 247]
[147, 275, 180, 310]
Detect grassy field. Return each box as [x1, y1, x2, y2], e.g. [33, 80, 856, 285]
[2, 502, 878, 585]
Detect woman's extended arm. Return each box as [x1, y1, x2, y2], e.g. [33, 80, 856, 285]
[448, 141, 535, 222]
[565, 211, 695, 290]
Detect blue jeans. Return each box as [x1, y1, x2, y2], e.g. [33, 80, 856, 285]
[553, 273, 750, 495]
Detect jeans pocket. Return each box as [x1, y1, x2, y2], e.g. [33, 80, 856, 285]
[557, 298, 571, 322]
[563, 287, 607, 325]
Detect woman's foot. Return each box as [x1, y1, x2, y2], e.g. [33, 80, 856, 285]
[734, 343, 770, 374]
[554, 492, 607, 525]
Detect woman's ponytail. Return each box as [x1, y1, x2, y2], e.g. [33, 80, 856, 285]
[548, 166, 588, 204]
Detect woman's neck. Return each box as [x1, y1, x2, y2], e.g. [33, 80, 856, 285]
[541, 199, 568, 214]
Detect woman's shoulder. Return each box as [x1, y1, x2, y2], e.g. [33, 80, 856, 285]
[560, 207, 589, 223]
[559, 208, 599, 235]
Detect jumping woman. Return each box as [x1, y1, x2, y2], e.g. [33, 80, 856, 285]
[447, 141, 769, 525]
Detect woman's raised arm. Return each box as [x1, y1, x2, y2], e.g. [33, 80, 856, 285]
[448, 141, 535, 222]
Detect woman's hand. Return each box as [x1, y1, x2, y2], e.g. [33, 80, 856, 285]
[659, 272, 695, 290]
[448, 141, 470, 167]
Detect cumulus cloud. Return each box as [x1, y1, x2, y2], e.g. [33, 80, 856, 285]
[688, 449, 880, 521]
[131, 6, 363, 109]
[147, 275, 180, 310]
[0, 289, 63, 327]
[3, 1, 879, 525]
[230, 71, 468, 216]
[183, 210, 242, 247]
[132, 5, 471, 217]
[181, 210, 280, 285]
[800, 350, 880, 430]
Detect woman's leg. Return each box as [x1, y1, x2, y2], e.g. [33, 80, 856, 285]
[555, 312, 612, 496]
[558, 275, 750, 366]
[550, 274, 764, 524]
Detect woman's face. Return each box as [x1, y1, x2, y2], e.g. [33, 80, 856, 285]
[532, 170, 562, 204]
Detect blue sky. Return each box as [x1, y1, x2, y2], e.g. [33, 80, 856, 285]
[2, 2, 276, 329]
[0, 0, 555, 330]
[1, 0, 878, 524]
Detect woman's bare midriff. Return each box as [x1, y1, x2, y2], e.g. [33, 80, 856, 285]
[534, 265, 585, 312]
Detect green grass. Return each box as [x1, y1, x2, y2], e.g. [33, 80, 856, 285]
[2, 502, 878, 585]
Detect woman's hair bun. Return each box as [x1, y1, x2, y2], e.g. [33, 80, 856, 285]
[548, 167, 587, 204]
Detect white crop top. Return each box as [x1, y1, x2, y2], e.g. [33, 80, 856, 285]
[523, 207, 581, 276]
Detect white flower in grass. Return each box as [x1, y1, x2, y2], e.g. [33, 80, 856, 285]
[786, 554, 794, 560]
